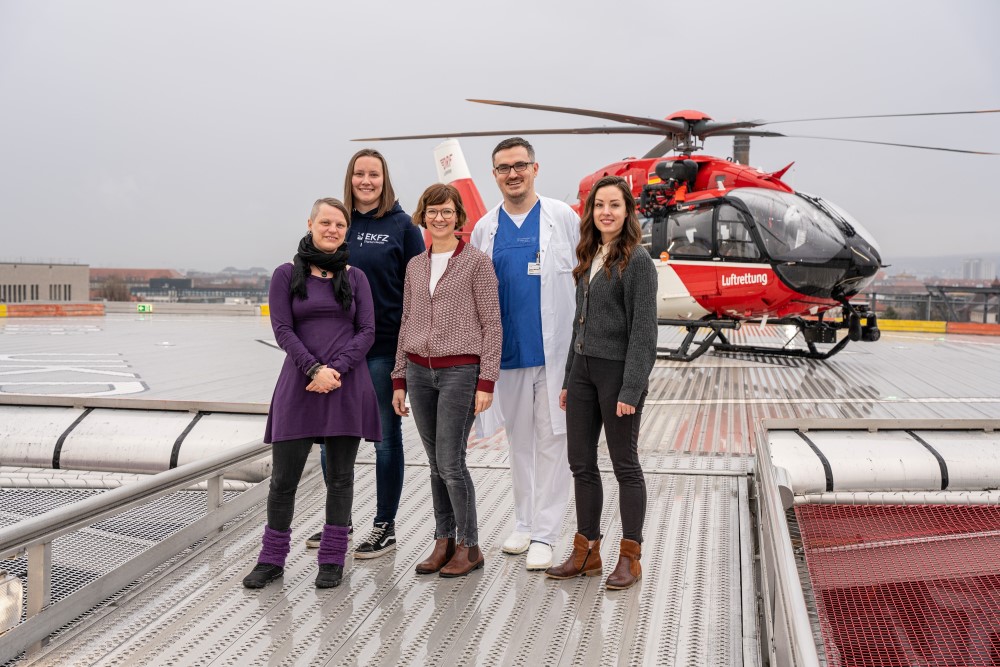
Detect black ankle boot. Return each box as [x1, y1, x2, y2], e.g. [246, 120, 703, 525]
[243, 563, 283, 589]
[315, 563, 344, 588]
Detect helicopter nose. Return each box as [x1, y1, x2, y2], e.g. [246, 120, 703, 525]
[831, 237, 882, 298]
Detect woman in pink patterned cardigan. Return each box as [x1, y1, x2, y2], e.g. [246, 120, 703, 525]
[391, 183, 502, 578]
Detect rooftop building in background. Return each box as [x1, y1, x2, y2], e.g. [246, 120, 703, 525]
[0, 262, 89, 304]
[89, 268, 184, 301]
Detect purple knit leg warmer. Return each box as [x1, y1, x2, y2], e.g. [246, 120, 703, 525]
[257, 526, 291, 567]
[318, 524, 350, 566]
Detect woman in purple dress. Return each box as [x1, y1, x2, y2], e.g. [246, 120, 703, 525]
[243, 197, 381, 590]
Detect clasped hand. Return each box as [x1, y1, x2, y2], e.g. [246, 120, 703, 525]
[306, 366, 341, 393]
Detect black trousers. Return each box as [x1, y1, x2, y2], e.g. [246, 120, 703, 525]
[565, 355, 647, 543]
[267, 436, 360, 531]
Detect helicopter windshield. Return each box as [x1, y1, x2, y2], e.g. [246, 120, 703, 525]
[817, 197, 882, 256]
[728, 188, 847, 263]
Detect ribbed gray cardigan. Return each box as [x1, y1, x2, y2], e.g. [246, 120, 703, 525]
[562, 245, 658, 406]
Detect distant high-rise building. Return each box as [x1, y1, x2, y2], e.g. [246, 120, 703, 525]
[962, 258, 996, 281]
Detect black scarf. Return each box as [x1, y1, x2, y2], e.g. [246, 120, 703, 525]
[290, 234, 353, 310]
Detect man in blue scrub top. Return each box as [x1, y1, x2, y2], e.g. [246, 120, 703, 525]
[470, 137, 580, 571]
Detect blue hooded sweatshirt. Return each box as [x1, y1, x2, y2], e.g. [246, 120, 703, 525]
[347, 201, 426, 358]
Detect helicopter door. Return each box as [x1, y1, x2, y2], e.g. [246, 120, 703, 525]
[716, 204, 763, 262]
[714, 204, 772, 308]
[665, 206, 718, 298]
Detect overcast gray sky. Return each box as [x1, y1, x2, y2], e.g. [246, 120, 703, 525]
[1, 0, 998, 271]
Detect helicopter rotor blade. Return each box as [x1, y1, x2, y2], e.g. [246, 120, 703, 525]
[467, 99, 688, 134]
[780, 134, 998, 155]
[697, 120, 768, 136]
[765, 109, 1000, 125]
[353, 126, 667, 141]
[701, 129, 788, 138]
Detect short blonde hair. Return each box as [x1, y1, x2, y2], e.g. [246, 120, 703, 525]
[310, 197, 351, 225]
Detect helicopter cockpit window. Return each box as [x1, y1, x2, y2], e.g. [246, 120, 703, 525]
[728, 188, 847, 262]
[716, 205, 761, 261]
[666, 207, 713, 257]
[821, 197, 882, 256]
[638, 216, 653, 250]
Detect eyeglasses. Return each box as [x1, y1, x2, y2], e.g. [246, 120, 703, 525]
[493, 161, 534, 175]
[425, 208, 456, 221]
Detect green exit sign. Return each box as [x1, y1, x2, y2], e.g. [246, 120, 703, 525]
[137, 303, 153, 313]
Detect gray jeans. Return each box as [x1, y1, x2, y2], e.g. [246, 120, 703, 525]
[406, 362, 480, 546]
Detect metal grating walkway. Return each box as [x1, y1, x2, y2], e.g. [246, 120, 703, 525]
[796, 504, 1000, 667]
[17, 454, 749, 666]
[1, 488, 241, 615]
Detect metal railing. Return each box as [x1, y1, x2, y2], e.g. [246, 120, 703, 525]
[753, 420, 822, 667]
[0, 437, 271, 663]
[0, 393, 269, 415]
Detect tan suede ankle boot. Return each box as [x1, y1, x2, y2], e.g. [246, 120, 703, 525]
[605, 539, 641, 590]
[545, 533, 602, 579]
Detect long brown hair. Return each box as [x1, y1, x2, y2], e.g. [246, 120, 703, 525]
[572, 175, 642, 283]
[343, 148, 398, 218]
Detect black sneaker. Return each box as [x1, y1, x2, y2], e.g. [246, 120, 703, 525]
[354, 521, 396, 559]
[306, 523, 353, 549]
[242, 563, 283, 589]
[315, 563, 344, 588]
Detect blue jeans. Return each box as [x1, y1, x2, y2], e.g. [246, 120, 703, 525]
[405, 362, 479, 546]
[319, 355, 404, 525]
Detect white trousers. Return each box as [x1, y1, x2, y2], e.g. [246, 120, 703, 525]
[496, 366, 571, 545]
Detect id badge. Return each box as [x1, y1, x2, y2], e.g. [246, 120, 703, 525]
[527, 262, 541, 276]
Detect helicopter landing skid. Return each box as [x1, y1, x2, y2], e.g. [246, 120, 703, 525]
[656, 318, 741, 362]
[657, 314, 872, 362]
[710, 325, 852, 360]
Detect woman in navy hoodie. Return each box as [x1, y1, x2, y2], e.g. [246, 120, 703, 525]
[306, 148, 425, 557]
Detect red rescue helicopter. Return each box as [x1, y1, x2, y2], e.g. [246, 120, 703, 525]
[356, 100, 998, 362]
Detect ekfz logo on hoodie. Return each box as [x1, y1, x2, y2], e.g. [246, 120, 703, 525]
[357, 233, 390, 244]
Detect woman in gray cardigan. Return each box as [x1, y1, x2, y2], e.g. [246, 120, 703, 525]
[545, 175, 657, 590]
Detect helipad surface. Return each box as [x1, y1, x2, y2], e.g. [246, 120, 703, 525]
[3, 314, 1000, 665]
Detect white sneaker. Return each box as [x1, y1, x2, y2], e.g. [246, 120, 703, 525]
[501, 531, 532, 555]
[525, 542, 553, 571]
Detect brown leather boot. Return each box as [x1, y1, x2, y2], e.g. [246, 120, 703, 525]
[605, 539, 642, 590]
[415, 538, 456, 575]
[439, 542, 484, 577]
[545, 533, 602, 579]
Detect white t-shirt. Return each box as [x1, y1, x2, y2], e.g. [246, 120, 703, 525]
[429, 249, 455, 296]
